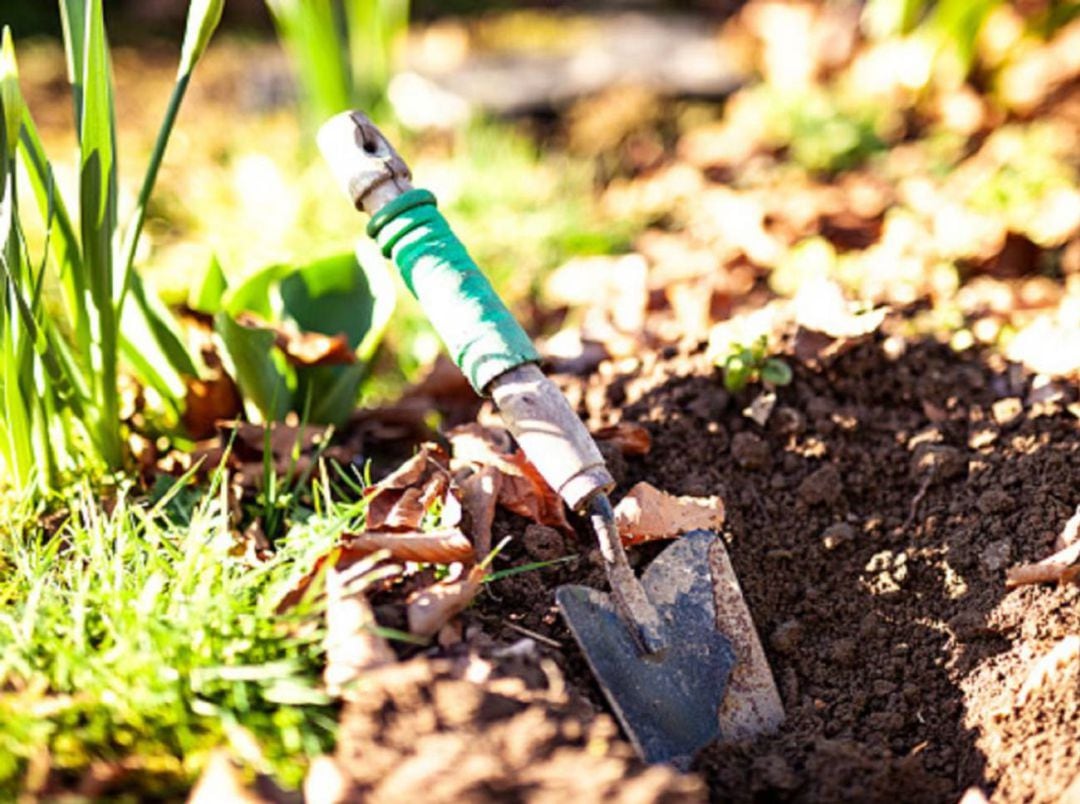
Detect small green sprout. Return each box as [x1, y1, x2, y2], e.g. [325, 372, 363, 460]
[719, 335, 793, 393]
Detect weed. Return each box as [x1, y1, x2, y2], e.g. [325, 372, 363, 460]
[718, 335, 793, 393]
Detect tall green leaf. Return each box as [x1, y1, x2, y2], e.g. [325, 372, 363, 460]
[77, 0, 122, 466]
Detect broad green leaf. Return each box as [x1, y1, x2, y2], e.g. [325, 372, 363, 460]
[215, 312, 292, 422]
[178, 0, 225, 78]
[76, 0, 124, 467]
[218, 251, 394, 424]
[189, 253, 228, 314]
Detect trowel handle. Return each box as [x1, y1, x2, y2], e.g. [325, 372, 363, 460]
[318, 112, 614, 511]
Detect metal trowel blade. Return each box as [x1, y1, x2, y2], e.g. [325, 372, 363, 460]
[555, 530, 736, 769]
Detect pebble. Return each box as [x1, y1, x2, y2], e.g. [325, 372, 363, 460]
[980, 538, 1012, 571]
[991, 397, 1023, 427]
[820, 522, 857, 551]
[977, 489, 1015, 515]
[910, 444, 967, 484]
[731, 431, 770, 470]
[798, 465, 843, 506]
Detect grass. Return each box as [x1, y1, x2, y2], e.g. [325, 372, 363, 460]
[0, 462, 362, 797]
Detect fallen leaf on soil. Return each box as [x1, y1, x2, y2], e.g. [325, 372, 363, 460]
[340, 528, 475, 564]
[1016, 635, 1080, 706]
[188, 750, 266, 804]
[613, 482, 725, 545]
[592, 422, 652, 456]
[449, 424, 573, 535]
[324, 566, 395, 696]
[183, 372, 243, 440]
[497, 451, 574, 535]
[1005, 541, 1080, 587]
[235, 311, 356, 367]
[407, 565, 486, 637]
[459, 466, 502, 556]
[365, 444, 453, 531]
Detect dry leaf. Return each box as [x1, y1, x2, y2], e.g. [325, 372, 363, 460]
[365, 444, 452, 531]
[613, 481, 725, 545]
[794, 279, 888, 339]
[459, 466, 502, 556]
[406, 565, 486, 637]
[323, 566, 395, 696]
[340, 528, 475, 564]
[183, 372, 243, 440]
[1005, 540, 1080, 587]
[448, 424, 573, 535]
[235, 311, 356, 367]
[498, 451, 574, 535]
[592, 422, 652, 456]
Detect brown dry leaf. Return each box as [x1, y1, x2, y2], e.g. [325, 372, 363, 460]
[592, 422, 652, 456]
[235, 311, 356, 367]
[1005, 540, 1080, 588]
[340, 528, 475, 564]
[406, 565, 486, 637]
[449, 424, 573, 535]
[323, 566, 395, 696]
[183, 372, 243, 440]
[498, 451, 574, 535]
[365, 444, 452, 531]
[187, 751, 266, 804]
[459, 466, 502, 556]
[613, 481, 725, 545]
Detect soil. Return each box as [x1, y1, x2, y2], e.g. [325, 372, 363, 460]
[344, 328, 1079, 803]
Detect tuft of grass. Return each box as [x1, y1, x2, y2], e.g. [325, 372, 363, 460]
[0, 462, 359, 797]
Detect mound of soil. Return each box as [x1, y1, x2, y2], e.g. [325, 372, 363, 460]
[350, 330, 1079, 802]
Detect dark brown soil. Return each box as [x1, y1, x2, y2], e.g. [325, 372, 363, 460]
[349, 330, 1080, 803]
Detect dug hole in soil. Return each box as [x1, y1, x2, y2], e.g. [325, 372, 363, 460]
[342, 329, 1079, 803]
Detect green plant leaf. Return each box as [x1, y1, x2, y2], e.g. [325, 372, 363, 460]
[77, 0, 122, 467]
[215, 311, 292, 422]
[190, 253, 228, 314]
[0, 27, 21, 163]
[218, 251, 394, 424]
[177, 0, 225, 78]
[58, 0, 87, 123]
[761, 358, 793, 387]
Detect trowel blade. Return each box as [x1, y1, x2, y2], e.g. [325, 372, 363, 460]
[555, 530, 736, 769]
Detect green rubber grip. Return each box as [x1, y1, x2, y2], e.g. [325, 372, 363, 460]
[367, 189, 540, 392]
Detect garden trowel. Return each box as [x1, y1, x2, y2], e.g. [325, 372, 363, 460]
[318, 111, 783, 768]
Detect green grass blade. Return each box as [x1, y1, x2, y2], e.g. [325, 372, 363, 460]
[18, 110, 90, 358]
